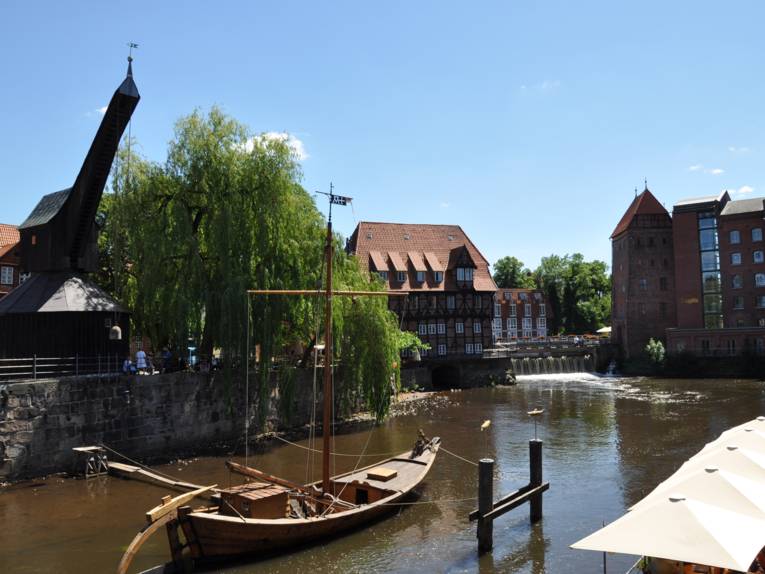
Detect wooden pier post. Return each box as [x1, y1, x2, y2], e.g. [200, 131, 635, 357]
[477, 458, 494, 552]
[529, 439, 543, 523]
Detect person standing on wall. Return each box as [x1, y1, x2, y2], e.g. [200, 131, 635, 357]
[136, 348, 147, 375]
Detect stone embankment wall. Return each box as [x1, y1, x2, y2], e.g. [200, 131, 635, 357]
[0, 370, 318, 481]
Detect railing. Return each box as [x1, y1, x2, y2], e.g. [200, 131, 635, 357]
[0, 354, 125, 382]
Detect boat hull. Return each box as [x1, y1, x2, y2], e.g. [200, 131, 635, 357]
[182, 439, 439, 561]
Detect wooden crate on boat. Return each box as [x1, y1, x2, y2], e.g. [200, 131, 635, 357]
[366, 467, 397, 482]
[220, 483, 289, 519]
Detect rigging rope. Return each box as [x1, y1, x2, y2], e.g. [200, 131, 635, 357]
[439, 446, 479, 467]
[273, 434, 401, 457]
[98, 443, 187, 483]
[380, 497, 477, 507]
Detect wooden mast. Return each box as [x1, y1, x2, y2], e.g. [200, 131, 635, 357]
[322, 218, 333, 495]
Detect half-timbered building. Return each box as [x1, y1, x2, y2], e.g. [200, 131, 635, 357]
[346, 222, 498, 359]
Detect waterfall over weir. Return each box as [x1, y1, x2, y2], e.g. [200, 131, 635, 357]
[511, 355, 594, 375]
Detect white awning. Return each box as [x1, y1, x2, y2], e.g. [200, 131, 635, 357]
[573, 416, 765, 570]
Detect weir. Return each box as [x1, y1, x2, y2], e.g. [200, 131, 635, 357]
[510, 354, 595, 375]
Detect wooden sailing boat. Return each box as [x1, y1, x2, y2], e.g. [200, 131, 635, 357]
[118, 190, 439, 572]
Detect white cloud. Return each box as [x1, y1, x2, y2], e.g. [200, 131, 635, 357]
[729, 146, 750, 153]
[242, 132, 308, 160]
[736, 185, 755, 195]
[688, 164, 724, 175]
[520, 80, 561, 92]
[439, 202, 450, 209]
[97, 106, 108, 115]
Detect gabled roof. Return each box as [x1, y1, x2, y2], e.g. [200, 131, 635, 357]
[0, 271, 124, 314]
[0, 224, 19, 247]
[611, 189, 670, 239]
[348, 221, 496, 292]
[19, 188, 71, 229]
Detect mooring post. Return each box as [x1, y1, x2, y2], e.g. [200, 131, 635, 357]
[529, 439, 543, 523]
[478, 457, 494, 552]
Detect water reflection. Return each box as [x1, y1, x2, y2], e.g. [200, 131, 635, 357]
[2, 374, 764, 573]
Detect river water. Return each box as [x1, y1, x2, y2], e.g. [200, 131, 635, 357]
[2, 374, 765, 574]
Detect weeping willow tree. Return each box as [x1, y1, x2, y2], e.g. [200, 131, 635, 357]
[99, 107, 419, 421]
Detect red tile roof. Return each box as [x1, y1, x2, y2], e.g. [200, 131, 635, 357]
[611, 189, 669, 238]
[348, 222, 497, 292]
[0, 224, 19, 247]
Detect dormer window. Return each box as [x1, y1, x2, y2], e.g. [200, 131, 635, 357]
[416, 271, 425, 283]
[377, 271, 388, 281]
[396, 271, 406, 283]
[434, 271, 443, 283]
[456, 267, 473, 282]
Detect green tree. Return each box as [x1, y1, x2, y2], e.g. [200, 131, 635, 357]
[493, 256, 534, 288]
[531, 253, 611, 334]
[645, 338, 665, 372]
[100, 107, 410, 421]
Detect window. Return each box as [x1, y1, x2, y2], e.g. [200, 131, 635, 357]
[639, 303, 646, 315]
[447, 295, 455, 310]
[437, 344, 446, 356]
[537, 317, 546, 329]
[731, 252, 742, 265]
[510, 304, 517, 316]
[437, 322, 446, 334]
[663, 258, 670, 269]
[474, 295, 481, 308]
[758, 296, 765, 308]
[493, 317, 502, 333]
[434, 271, 443, 283]
[700, 229, 718, 250]
[456, 267, 474, 282]
[494, 302, 501, 317]
[732, 274, 743, 289]
[455, 321, 464, 334]
[730, 230, 741, 244]
[421, 348, 429, 357]
[757, 273, 765, 287]
[418, 323, 427, 335]
[753, 228, 763, 242]
[396, 271, 406, 283]
[734, 296, 744, 309]
[703, 272, 721, 292]
[0, 266, 13, 285]
[508, 318, 517, 330]
[701, 251, 719, 271]
[523, 318, 532, 329]
[504, 291, 511, 300]
[524, 303, 531, 315]
[520, 293, 528, 301]
[416, 270, 425, 283]
[755, 251, 764, 264]
[378, 270, 388, 281]
[660, 277, 668, 291]
[539, 305, 546, 316]
[475, 343, 483, 354]
[428, 323, 437, 335]
[639, 278, 647, 290]
[465, 343, 474, 354]
[473, 322, 482, 333]
[660, 302, 667, 318]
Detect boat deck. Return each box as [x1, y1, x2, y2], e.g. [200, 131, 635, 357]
[333, 457, 428, 492]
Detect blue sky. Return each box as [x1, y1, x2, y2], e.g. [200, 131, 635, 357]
[3, 1, 764, 271]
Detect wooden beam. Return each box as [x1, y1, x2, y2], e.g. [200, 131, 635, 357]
[472, 482, 549, 523]
[117, 512, 176, 574]
[468, 483, 533, 521]
[246, 289, 407, 297]
[226, 461, 310, 494]
[146, 484, 217, 524]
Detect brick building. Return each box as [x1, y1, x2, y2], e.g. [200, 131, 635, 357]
[610, 188, 677, 358]
[612, 188, 765, 357]
[347, 222, 497, 359]
[0, 224, 23, 299]
[494, 288, 551, 342]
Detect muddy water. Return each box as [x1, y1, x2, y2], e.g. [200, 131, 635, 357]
[2, 375, 765, 574]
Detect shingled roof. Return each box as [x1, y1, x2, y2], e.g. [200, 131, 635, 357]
[611, 189, 669, 239]
[347, 222, 496, 292]
[0, 224, 19, 247]
[0, 271, 124, 314]
[19, 188, 72, 229]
